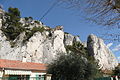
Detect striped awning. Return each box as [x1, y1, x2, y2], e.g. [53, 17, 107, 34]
[5, 70, 32, 75]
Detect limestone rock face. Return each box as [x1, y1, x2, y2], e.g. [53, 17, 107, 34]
[64, 33, 75, 46]
[74, 36, 81, 43]
[0, 30, 66, 63]
[0, 13, 67, 63]
[87, 34, 118, 70]
[64, 34, 81, 46]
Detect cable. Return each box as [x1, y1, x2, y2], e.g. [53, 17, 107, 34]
[39, 0, 60, 21]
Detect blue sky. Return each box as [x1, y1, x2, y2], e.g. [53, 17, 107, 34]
[1, 0, 104, 41]
[1, 0, 120, 60]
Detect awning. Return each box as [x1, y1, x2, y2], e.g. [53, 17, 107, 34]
[33, 73, 46, 75]
[5, 70, 32, 75]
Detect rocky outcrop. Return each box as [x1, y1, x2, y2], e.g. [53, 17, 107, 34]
[0, 29, 66, 63]
[0, 17, 82, 64]
[0, 9, 67, 63]
[64, 33, 81, 46]
[64, 33, 75, 46]
[87, 34, 118, 70]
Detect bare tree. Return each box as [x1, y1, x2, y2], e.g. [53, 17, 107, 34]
[59, 0, 120, 42]
[59, 0, 120, 26]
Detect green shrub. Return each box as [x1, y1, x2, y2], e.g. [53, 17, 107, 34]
[8, 7, 20, 18]
[65, 42, 88, 57]
[24, 16, 33, 21]
[25, 26, 45, 41]
[32, 26, 45, 33]
[34, 20, 40, 24]
[10, 41, 16, 48]
[24, 17, 29, 21]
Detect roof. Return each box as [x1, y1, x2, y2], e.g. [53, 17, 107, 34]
[0, 59, 47, 71]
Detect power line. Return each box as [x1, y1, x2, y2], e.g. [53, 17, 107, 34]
[39, 1, 60, 21]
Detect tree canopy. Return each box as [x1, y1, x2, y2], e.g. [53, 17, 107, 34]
[47, 43, 102, 80]
[113, 65, 120, 76]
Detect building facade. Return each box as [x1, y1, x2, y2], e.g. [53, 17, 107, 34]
[0, 59, 50, 80]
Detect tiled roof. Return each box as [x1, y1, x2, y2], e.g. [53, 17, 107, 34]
[0, 59, 47, 71]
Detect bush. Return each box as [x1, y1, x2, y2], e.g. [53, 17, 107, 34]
[113, 66, 120, 76]
[24, 17, 33, 22]
[34, 20, 40, 24]
[8, 7, 20, 18]
[25, 26, 45, 41]
[32, 26, 45, 33]
[65, 42, 87, 57]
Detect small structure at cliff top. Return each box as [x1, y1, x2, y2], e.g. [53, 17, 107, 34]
[54, 26, 63, 31]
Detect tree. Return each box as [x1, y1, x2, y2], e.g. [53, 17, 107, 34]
[47, 43, 102, 80]
[8, 7, 21, 18]
[1, 7, 25, 40]
[113, 66, 120, 76]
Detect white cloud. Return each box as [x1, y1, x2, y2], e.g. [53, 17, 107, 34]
[106, 43, 113, 48]
[112, 44, 120, 52]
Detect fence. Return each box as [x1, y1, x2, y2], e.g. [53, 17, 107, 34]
[95, 77, 111, 80]
[95, 76, 120, 80]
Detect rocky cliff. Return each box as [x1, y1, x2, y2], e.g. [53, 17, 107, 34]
[0, 8, 118, 70]
[0, 12, 80, 63]
[87, 34, 118, 70]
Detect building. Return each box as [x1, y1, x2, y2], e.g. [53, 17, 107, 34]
[0, 59, 50, 80]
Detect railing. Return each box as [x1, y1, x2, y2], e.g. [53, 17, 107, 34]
[95, 77, 111, 80]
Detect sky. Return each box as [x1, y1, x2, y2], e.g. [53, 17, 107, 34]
[1, 0, 120, 60]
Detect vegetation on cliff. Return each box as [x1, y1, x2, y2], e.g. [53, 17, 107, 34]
[1, 7, 45, 45]
[1, 7, 25, 40]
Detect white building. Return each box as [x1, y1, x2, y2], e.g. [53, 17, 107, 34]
[0, 59, 51, 80]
